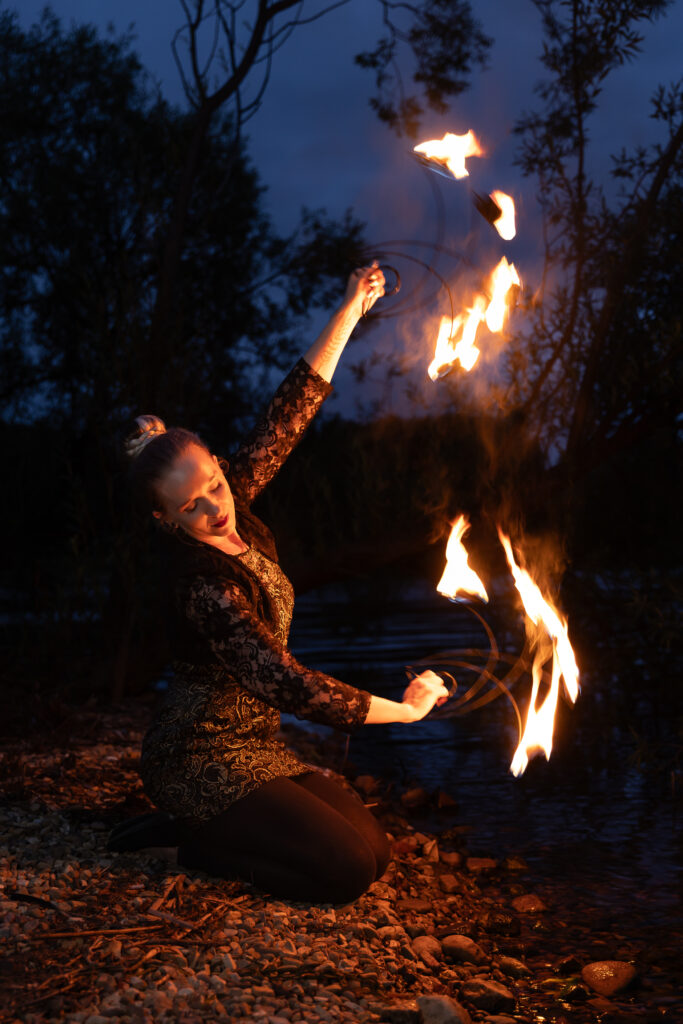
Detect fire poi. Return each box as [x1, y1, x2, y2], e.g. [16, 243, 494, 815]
[410, 127, 580, 775]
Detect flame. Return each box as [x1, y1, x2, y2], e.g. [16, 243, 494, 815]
[428, 299, 487, 380]
[489, 190, 516, 240]
[437, 516, 489, 603]
[485, 257, 520, 333]
[497, 529, 579, 776]
[414, 130, 483, 179]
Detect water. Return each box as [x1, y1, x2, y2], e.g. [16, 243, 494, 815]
[288, 578, 683, 936]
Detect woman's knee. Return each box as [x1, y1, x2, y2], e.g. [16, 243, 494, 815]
[323, 833, 377, 903]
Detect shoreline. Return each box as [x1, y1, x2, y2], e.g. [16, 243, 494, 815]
[1, 702, 680, 1023]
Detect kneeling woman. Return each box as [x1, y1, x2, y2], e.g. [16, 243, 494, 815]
[121, 265, 448, 903]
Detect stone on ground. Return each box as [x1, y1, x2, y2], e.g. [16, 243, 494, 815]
[461, 978, 516, 1012]
[441, 934, 487, 965]
[581, 960, 637, 996]
[417, 993, 472, 1024]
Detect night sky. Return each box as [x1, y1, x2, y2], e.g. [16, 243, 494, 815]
[14, 1, 683, 414]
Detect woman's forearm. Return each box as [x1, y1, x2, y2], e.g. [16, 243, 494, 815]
[363, 671, 450, 724]
[303, 264, 384, 383]
[303, 300, 361, 383]
[364, 695, 417, 725]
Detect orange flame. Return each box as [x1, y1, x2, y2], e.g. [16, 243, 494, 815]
[485, 257, 520, 333]
[490, 190, 516, 240]
[428, 299, 487, 380]
[497, 529, 579, 776]
[437, 516, 488, 603]
[414, 130, 483, 179]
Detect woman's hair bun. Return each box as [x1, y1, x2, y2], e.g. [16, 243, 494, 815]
[125, 414, 167, 459]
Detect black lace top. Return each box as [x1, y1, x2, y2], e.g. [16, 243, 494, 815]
[140, 359, 372, 825]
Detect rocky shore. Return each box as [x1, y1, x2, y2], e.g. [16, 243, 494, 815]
[0, 704, 680, 1023]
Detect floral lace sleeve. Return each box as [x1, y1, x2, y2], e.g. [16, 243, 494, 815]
[229, 358, 333, 505]
[183, 575, 371, 732]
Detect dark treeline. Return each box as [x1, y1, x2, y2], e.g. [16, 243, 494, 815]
[1, 3, 681, 725]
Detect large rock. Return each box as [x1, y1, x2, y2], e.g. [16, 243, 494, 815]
[417, 994, 472, 1024]
[581, 960, 637, 997]
[461, 978, 516, 1013]
[441, 935, 488, 965]
[412, 935, 443, 967]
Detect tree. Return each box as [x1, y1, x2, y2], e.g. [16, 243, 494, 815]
[503, 0, 682, 483]
[146, 0, 492, 402]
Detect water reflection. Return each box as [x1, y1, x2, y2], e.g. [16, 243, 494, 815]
[289, 580, 682, 930]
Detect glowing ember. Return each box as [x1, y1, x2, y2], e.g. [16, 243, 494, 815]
[437, 515, 489, 603]
[489, 190, 516, 240]
[485, 257, 520, 333]
[414, 130, 483, 179]
[497, 529, 579, 776]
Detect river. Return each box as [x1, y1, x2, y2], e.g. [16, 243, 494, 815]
[288, 578, 682, 939]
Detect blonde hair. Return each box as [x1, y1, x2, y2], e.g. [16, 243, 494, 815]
[124, 415, 167, 459]
[124, 415, 208, 513]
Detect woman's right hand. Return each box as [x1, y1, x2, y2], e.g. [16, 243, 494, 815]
[401, 670, 450, 722]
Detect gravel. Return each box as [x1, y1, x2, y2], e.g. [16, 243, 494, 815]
[0, 704, 680, 1023]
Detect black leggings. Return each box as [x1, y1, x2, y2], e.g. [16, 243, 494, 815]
[177, 771, 391, 904]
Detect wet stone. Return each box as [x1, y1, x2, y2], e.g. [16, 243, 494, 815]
[480, 911, 521, 936]
[461, 978, 516, 1013]
[510, 893, 547, 914]
[401, 787, 431, 810]
[501, 856, 528, 873]
[581, 960, 637, 997]
[554, 953, 582, 974]
[466, 857, 497, 875]
[496, 956, 530, 978]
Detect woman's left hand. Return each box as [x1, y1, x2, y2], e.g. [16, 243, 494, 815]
[344, 263, 386, 318]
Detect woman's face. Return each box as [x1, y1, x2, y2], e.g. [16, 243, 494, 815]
[153, 445, 237, 545]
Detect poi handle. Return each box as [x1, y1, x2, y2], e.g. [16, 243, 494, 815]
[405, 666, 457, 699]
[359, 262, 401, 317]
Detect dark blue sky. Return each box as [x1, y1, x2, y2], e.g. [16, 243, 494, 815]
[15, 1, 683, 415]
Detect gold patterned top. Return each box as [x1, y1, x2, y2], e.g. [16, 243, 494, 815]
[140, 359, 372, 825]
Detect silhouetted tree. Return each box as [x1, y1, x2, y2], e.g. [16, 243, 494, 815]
[503, 0, 682, 476]
[146, 0, 492, 398]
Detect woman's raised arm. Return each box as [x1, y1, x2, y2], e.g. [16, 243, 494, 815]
[304, 264, 385, 383]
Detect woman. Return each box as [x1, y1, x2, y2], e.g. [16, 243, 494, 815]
[113, 265, 448, 904]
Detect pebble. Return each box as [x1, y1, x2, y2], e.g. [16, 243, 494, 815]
[1, 716, 674, 1024]
[581, 960, 638, 996]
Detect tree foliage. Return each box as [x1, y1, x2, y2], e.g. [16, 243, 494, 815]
[0, 8, 365, 435]
[503, 0, 682, 478]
